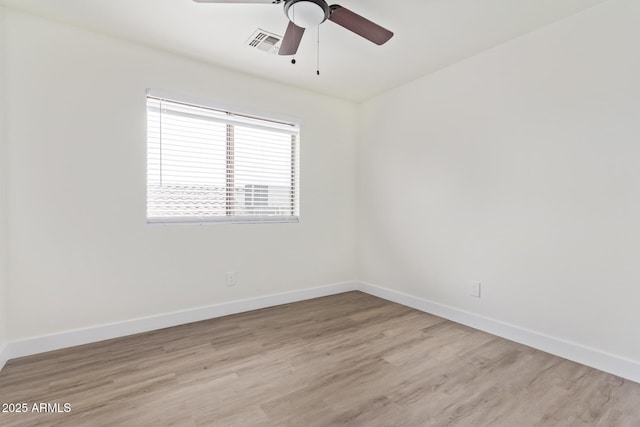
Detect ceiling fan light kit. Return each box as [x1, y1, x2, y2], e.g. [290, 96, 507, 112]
[285, 0, 329, 28]
[194, 0, 393, 56]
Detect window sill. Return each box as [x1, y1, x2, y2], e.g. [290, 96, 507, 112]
[147, 216, 299, 225]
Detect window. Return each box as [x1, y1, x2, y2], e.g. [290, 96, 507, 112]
[146, 94, 300, 224]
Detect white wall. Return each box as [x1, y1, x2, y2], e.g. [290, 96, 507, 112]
[4, 10, 357, 341]
[358, 0, 640, 362]
[0, 6, 9, 362]
[3, 0, 640, 377]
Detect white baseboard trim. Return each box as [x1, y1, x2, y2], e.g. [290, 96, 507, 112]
[8, 280, 359, 361]
[359, 281, 640, 384]
[4, 279, 639, 385]
[0, 343, 9, 372]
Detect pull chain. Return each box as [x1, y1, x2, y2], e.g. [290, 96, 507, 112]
[316, 25, 320, 75]
[291, 5, 296, 64]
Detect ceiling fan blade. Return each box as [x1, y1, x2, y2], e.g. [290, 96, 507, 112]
[193, 0, 278, 4]
[328, 5, 393, 45]
[279, 21, 305, 56]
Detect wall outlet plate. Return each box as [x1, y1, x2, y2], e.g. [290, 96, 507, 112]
[470, 282, 481, 298]
[226, 271, 237, 287]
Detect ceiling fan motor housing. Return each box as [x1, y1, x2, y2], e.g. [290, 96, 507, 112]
[284, 0, 330, 28]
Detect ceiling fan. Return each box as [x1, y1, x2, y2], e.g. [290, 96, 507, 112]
[193, 0, 394, 56]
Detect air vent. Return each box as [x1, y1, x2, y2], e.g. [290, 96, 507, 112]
[246, 29, 282, 55]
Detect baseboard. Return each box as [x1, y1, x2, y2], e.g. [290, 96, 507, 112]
[5, 279, 639, 385]
[0, 343, 9, 372]
[359, 281, 640, 384]
[8, 280, 359, 361]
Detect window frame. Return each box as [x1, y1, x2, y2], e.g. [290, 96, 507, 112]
[146, 91, 300, 225]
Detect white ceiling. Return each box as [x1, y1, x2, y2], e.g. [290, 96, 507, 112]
[0, 0, 608, 102]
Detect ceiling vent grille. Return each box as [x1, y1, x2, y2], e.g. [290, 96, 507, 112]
[246, 29, 282, 54]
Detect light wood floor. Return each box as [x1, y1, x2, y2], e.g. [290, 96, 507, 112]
[1, 292, 639, 426]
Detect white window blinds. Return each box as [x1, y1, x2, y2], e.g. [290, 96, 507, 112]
[147, 95, 300, 223]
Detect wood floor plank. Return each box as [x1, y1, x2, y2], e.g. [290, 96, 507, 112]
[1, 291, 639, 426]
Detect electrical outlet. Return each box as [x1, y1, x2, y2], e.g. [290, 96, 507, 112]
[226, 271, 237, 287]
[470, 282, 481, 298]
